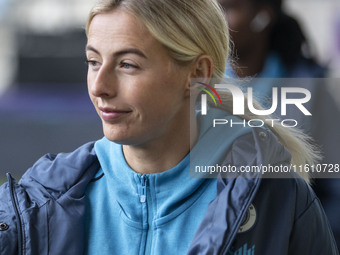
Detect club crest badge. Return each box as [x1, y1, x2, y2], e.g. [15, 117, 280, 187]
[238, 203, 256, 233]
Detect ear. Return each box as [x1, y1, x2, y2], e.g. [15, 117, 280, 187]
[191, 55, 214, 80]
[185, 54, 214, 96]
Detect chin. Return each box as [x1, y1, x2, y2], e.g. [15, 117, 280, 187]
[102, 127, 139, 146]
[103, 130, 127, 144]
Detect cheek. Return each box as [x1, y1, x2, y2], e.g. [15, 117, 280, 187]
[130, 90, 160, 116]
[87, 81, 95, 103]
[127, 84, 179, 120]
[125, 63, 188, 116]
[87, 81, 99, 113]
[87, 72, 95, 93]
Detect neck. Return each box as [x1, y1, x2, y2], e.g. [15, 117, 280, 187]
[122, 109, 198, 175]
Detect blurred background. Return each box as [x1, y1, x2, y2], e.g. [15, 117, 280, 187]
[0, 0, 340, 181]
[285, 0, 340, 77]
[0, 0, 102, 183]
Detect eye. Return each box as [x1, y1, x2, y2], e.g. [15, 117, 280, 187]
[119, 62, 138, 70]
[85, 60, 101, 69]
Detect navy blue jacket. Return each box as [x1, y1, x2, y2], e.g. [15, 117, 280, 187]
[281, 58, 340, 249]
[0, 127, 338, 254]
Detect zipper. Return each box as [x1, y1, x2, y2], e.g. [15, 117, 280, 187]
[7, 173, 23, 255]
[140, 175, 153, 255]
[140, 175, 147, 203]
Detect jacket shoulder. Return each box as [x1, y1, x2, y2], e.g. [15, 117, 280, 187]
[2, 141, 100, 205]
[0, 141, 100, 255]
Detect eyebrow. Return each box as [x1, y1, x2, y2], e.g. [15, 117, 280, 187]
[86, 45, 147, 59]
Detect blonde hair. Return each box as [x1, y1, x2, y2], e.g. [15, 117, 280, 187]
[86, 0, 229, 80]
[86, 0, 319, 182]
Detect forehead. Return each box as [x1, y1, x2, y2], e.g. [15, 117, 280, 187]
[89, 10, 142, 38]
[87, 9, 156, 52]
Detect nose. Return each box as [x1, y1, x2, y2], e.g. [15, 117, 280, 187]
[88, 65, 118, 98]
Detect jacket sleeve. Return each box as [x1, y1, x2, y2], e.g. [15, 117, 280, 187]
[288, 187, 339, 255]
[0, 178, 19, 255]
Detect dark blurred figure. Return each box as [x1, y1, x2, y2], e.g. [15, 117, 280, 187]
[221, 0, 324, 78]
[219, 0, 340, 249]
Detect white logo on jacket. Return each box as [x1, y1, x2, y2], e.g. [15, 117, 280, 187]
[238, 203, 256, 233]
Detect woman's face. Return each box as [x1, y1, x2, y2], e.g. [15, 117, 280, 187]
[86, 9, 193, 146]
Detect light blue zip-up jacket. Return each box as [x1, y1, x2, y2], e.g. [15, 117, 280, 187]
[84, 139, 218, 255]
[84, 109, 253, 255]
[0, 120, 338, 254]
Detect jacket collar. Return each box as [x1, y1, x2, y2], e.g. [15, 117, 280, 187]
[19, 142, 100, 205]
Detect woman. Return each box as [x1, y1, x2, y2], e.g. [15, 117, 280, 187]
[0, 0, 337, 254]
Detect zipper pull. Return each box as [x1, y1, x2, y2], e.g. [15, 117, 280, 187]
[140, 175, 147, 203]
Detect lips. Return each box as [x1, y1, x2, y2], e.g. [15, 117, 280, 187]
[99, 106, 132, 122]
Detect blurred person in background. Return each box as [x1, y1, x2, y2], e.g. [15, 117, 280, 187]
[219, 0, 340, 249]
